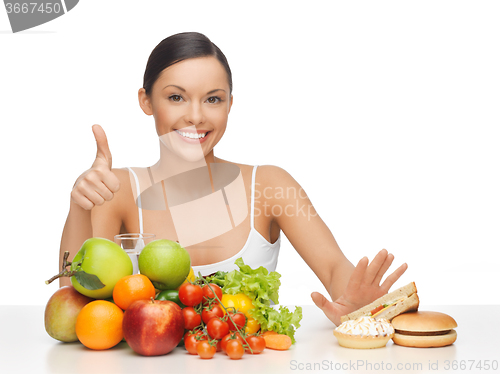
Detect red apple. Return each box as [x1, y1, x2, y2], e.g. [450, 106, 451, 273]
[44, 286, 94, 342]
[122, 298, 184, 356]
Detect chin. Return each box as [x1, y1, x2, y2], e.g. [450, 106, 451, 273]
[159, 134, 211, 164]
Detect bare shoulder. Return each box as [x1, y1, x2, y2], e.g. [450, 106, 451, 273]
[109, 167, 139, 206]
[255, 164, 299, 188]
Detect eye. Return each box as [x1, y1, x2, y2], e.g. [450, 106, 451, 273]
[169, 94, 183, 102]
[206, 96, 222, 104]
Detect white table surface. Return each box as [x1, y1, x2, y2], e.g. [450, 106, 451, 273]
[1, 304, 498, 374]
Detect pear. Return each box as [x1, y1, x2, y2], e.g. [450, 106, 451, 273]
[44, 286, 93, 342]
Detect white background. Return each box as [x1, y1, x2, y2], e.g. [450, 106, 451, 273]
[1, 1, 499, 306]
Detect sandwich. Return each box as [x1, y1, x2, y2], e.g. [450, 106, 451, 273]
[340, 282, 419, 323]
[391, 311, 457, 348]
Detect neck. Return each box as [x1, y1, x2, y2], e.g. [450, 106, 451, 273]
[150, 139, 216, 182]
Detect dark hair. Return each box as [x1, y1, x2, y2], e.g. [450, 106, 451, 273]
[143, 32, 232, 96]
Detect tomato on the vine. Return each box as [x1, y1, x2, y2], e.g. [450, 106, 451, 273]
[184, 330, 205, 355]
[215, 338, 222, 352]
[207, 318, 229, 340]
[178, 283, 203, 306]
[226, 310, 246, 331]
[196, 340, 216, 359]
[245, 335, 266, 354]
[220, 332, 245, 353]
[182, 306, 202, 330]
[201, 303, 224, 324]
[226, 339, 245, 359]
[202, 283, 222, 304]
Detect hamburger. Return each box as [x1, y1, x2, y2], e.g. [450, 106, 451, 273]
[340, 282, 419, 323]
[391, 311, 457, 348]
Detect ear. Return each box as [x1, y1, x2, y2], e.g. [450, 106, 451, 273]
[138, 88, 154, 116]
[228, 95, 233, 114]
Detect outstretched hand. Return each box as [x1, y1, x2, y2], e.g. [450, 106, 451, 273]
[311, 249, 408, 326]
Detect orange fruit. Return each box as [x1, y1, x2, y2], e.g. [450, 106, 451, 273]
[112, 274, 156, 310]
[75, 300, 124, 350]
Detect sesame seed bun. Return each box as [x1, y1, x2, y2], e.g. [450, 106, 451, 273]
[391, 311, 458, 348]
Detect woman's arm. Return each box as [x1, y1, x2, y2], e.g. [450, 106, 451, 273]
[58, 168, 125, 287]
[257, 165, 407, 325]
[58, 125, 122, 287]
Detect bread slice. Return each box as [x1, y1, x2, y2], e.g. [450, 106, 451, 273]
[341, 282, 418, 323]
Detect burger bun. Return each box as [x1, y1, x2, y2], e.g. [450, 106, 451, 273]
[391, 311, 457, 348]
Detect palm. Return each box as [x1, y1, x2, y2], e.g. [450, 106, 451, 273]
[311, 249, 408, 326]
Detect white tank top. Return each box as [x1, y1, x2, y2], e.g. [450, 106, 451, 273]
[126, 165, 281, 276]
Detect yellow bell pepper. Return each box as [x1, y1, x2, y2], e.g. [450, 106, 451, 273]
[245, 317, 260, 334]
[220, 294, 261, 333]
[220, 294, 254, 316]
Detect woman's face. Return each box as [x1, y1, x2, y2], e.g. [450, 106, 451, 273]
[139, 56, 233, 162]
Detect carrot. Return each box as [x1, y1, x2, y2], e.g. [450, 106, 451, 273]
[263, 333, 292, 350]
[262, 330, 278, 337]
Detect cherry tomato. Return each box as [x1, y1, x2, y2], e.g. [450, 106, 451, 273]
[220, 333, 240, 353]
[215, 339, 222, 352]
[196, 340, 216, 359]
[226, 339, 245, 359]
[245, 335, 266, 354]
[184, 330, 205, 355]
[207, 318, 229, 340]
[182, 307, 202, 330]
[221, 332, 245, 353]
[178, 283, 203, 306]
[226, 310, 246, 331]
[202, 283, 223, 304]
[202, 304, 224, 324]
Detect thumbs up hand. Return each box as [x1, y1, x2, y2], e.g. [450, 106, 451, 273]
[71, 125, 121, 210]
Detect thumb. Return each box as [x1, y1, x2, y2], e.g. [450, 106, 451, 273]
[92, 124, 112, 169]
[311, 291, 329, 310]
[311, 291, 340, 326]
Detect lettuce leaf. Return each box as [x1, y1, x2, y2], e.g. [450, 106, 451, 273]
[250, 305, 303, 343]
[206, 258, 302, 343]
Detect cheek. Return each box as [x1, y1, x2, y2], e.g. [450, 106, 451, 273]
[209, 109, 229, 129]
[154, 107, 182, 134]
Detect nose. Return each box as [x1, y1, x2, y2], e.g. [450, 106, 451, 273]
[185, 101, 205, 125]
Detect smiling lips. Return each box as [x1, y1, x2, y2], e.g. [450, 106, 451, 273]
[174, 129, 211, 143]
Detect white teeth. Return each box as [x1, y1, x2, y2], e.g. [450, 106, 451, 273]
[175, 130, 207, 139]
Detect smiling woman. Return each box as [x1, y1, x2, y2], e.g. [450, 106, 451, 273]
[59, 31, 408, 326]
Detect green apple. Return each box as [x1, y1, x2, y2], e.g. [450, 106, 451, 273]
[138, 239, 191, 290]
[70, 237, 133, 299]
[44, 285, 94, 342]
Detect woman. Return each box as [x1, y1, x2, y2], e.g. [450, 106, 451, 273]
[60, 32, 408, 326]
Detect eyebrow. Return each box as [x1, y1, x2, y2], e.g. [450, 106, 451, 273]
[162, 85, 226, 95]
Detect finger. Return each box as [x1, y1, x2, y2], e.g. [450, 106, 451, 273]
[311, 292, 341, 325]
[82, 172, 116, 201]
[93, 181, 115, 202]
[77, 181, 106, 207]
[372, 252, 395, 286]
[92, 124, 112, 169]
[380, 262, 409, 293]
[345, 256, 369, 294]
[100, 170, 121, 194]
[70, 191, 94, 211]
[363, 249, 389, 285]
